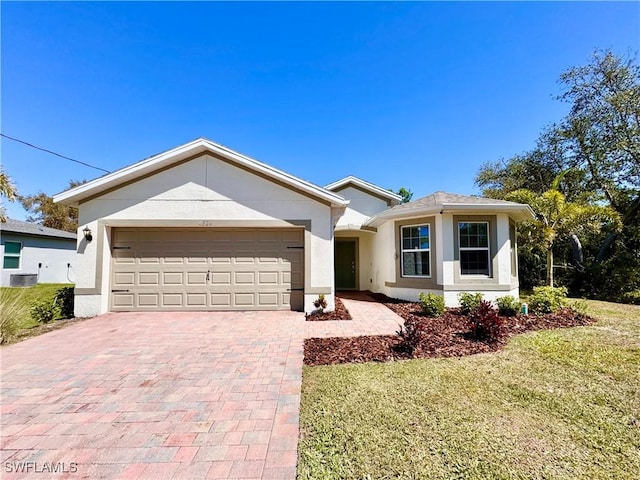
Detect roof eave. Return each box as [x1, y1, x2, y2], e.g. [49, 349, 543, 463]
[365, 203, 535, 227]
[325, 176, 402, 204]
[53, 138, 349, 208]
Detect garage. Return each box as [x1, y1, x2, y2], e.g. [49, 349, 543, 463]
[110, 227, 304, 311]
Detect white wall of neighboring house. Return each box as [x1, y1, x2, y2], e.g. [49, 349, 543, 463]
[74, 153, 338, 317]
[0, 233, 77, 287]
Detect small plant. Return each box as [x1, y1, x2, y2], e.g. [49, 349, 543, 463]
[528, 286, 567, 314]
[30, 300, 58, 324]
[313, 294, 328, 313]
[459, 292, 484, 315]
[569, 299, 589, 320]
[0, 289, 29, 344]
[54, 286, 75, 318]
[496, 295, 521, 317]
[468, 300, 504, 342]
[418, 292, 445, 317]
[396, 318, 424, 356]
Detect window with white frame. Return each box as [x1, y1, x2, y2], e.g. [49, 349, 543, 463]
[458, 222, 490, 275]
[3, 241, 22, 269]
[401, 225, 430, 277]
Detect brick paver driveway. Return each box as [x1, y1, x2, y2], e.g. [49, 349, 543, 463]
[1, 311, 305, 479]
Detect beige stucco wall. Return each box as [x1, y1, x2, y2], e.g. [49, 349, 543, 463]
[75, 153, 338, 316]
[368, 212, 520, 306]
[333, 186, 391, 228]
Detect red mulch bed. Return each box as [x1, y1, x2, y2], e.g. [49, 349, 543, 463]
[305, 297, 352, 321]
[304, 295, 594, 366]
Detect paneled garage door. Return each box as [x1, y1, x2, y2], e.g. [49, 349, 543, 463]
[110, 228, 304, 311]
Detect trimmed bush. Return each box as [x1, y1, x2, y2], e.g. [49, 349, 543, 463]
[496, 295, 521, 317]
[54, 286, 74, 318]
[468, 300, 504, 342]
[30, 300, 58, 324]
[418, 292, 445, 317]
[459, 292, 484, 315]
[528, 286, 567, 314]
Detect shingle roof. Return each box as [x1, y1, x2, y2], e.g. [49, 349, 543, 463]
[365, 191, 535, 226]
[386, 191, 524, 213]
[0, 218, 77, 240]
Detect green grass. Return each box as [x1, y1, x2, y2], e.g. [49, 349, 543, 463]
[298, 300, 640, 480]
[0, 283, 73, 337]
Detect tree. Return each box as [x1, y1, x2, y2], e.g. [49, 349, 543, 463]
[396, 187, 413, 204]
[0, 169, 18, 222]
[19, 180, 84, 233]
[506, 173, 620, 287]
[475, 50, 640, 298]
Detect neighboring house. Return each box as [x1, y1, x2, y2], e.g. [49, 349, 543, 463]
[0, 218, 77, 287]
[53, 138, 534, 317]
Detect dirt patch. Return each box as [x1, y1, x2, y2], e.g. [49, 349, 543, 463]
[305, 297, 352, 321]
[2, 317, 90, 346]
[304, 295, 594, 366]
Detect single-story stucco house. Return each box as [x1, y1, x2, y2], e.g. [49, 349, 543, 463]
[53, 138, 534, 317]
[0, 218, 77, 287]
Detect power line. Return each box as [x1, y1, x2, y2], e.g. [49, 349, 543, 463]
[0, 133, 111, 174]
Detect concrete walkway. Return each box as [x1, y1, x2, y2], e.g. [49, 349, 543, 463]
[0, 295, 403, 479]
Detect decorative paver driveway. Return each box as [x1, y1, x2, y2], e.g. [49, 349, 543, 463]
[0, 297, 403, 479]
[1, 311, 305, 479]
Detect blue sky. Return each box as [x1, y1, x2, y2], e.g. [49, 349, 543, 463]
[2, 1, 638, 221]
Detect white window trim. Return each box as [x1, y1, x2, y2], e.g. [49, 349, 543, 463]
[401, 223, 431, 278]
[458, 221, 491, 277]
[3, 241, 22, 270]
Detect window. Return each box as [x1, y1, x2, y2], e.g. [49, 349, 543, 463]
[458, 222, 490, 275]
[3, 241, 22, 269]
[401, 225, 430, 277]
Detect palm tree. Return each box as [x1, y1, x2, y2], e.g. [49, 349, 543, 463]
[506, 172, 621, 287]
[0, 169, 18, 222]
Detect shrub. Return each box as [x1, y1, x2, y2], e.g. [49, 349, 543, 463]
[30, 300, 58, 324]
[496, 295, 521, 317]
[569, 299, 589, 320]
[0, 289, 29, 344]
[622, 290, 640, 305]
[418, 292, 445, 317]
[468, 300, 504, 342]
[54, 286, 74, 318]
[313, 294, 328, 313]
[396, 318, 424, 355]
[528, 286, 567, 314]
[459, 292, 484, 315]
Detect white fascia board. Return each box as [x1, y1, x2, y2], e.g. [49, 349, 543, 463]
[440, 203, 536, 222]
[54, 138, 349, 208]
[325, 176, 402, 203]
[365, 203, 534, 227]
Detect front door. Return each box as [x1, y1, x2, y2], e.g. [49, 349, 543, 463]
[335, 239, 357, 290]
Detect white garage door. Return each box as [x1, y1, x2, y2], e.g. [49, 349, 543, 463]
[110, 228, 304, 311]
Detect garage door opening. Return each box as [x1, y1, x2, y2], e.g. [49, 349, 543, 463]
[110, 228, 304, 311]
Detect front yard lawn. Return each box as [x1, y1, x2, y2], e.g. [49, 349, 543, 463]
[0, 283, 75, 345]
[298, 300, 640, 479]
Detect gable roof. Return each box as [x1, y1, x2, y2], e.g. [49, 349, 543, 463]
[365, 191, 535, 226]
[53, 138, 349, 208]
[1, 218, 77, 240]
[325, 176, 402, 205]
